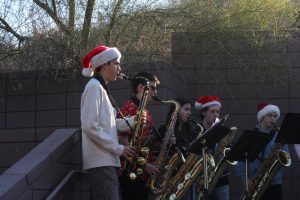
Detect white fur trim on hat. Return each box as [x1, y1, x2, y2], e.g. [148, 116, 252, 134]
[195, 101, 221, 110]
[82, 68, 94, 77]
[257, 104, 280, 122]
[91, 47, 121, 69]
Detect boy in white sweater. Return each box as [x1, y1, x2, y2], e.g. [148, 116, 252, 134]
[81, 45, 136, 200]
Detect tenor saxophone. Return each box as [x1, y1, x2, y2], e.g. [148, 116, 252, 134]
[121, 75, 151, 180]
[240, 142, 291, 200]
[148, 96, 185, 195]
[197, 127, 238, 200]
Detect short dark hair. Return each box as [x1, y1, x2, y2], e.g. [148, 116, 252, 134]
[94, 59, 115, 73]
[131, 71, 159, 94]
[199, 107, 209, 120]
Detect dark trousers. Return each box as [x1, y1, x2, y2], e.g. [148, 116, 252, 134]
[87, 167, 120, 200]
[261, 184, 282, 200]
[119, 175, 149, 200]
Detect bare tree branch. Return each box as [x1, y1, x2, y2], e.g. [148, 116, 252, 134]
[104, 0, 125, 45]
[81, 0, 96, 48]
[51, 0, 57, 16]
[68, 0, 75, 31]
[0, 49, 20, 62]
[33, 0, 70, 35]
[0, 17, 27, 41]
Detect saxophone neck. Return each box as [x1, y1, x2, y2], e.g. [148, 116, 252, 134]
[188, 117, 204, 137]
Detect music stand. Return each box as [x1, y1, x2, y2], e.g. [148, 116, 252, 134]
[226, 130, 271, 192]
[275, 113, 300, 144]
[189, 116, 231, 200]
[190, 124, 231, 154]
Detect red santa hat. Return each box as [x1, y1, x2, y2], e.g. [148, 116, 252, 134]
[81, 45, 121, 77]
[195, 96, 221, 110]
[257, 103, 280, 122]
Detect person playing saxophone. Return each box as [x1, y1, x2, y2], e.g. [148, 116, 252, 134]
[235, 103, 289, 200]
[194, 95, 229, 200]
[117, 71, 161, 200]
[158, 97, 200, 200]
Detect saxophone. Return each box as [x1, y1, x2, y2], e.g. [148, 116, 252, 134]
[161, 115, 230, 200]
[122, 76, 150, 180]
[148, 97, 185, 195]
[197, 127, 238, 200]
[240, 142, 291, 200]
[161, 152, 215, 200]
[160, 120, 212, 200]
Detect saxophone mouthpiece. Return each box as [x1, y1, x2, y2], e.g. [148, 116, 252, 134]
[118, 73, 149, 85]
[271, 122, 280, 130]
[152, 95, 162, 102]
[118, 73, 129, 80]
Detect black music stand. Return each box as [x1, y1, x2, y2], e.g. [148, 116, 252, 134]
[275, 113, 300, 144]
[189, 116, 231, 200]
[226, 130, 271, 192]
[190, 123, 231, 154]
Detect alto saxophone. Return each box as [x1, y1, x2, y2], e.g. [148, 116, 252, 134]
[197, 127, 238, 200]
[240, 142, 291, 200]
[148, 97, 185, 195]
[121, 75, 151, 180]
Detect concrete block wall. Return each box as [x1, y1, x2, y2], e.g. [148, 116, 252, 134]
[172, 32, 300, 200]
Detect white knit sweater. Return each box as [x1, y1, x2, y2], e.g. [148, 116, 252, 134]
[81, 78, 134, 170]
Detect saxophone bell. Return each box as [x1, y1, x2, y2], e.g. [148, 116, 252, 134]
[278, 150, 291, 166]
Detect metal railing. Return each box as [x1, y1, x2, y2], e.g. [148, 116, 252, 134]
[46, 170, 87, 200]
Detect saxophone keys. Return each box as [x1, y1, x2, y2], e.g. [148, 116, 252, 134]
[129, 173, 137, 180]
[140, 147, 150, 155]
[169, 194, 176, 200]
[137, 168, 144, 175]
[177, 183, 184, 190]
[184, 173, 191, 180]
[138, 157, 147, 165]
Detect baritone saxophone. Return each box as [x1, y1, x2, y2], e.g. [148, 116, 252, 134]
[197, 126, 238, 199]
[240, 124, 291, 200]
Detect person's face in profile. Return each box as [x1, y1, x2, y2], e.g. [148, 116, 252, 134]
[203, 105, 220, 127]
[178, 103, 192, 124]
[260, 112, 278, 129]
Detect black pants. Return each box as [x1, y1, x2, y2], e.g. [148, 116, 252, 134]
[119, 175, 149, 200]
[87, 167, 120, 200]
[261, 184, 282, 200]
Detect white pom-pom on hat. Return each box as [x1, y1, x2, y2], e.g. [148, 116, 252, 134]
[82, 68, 94, 77]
